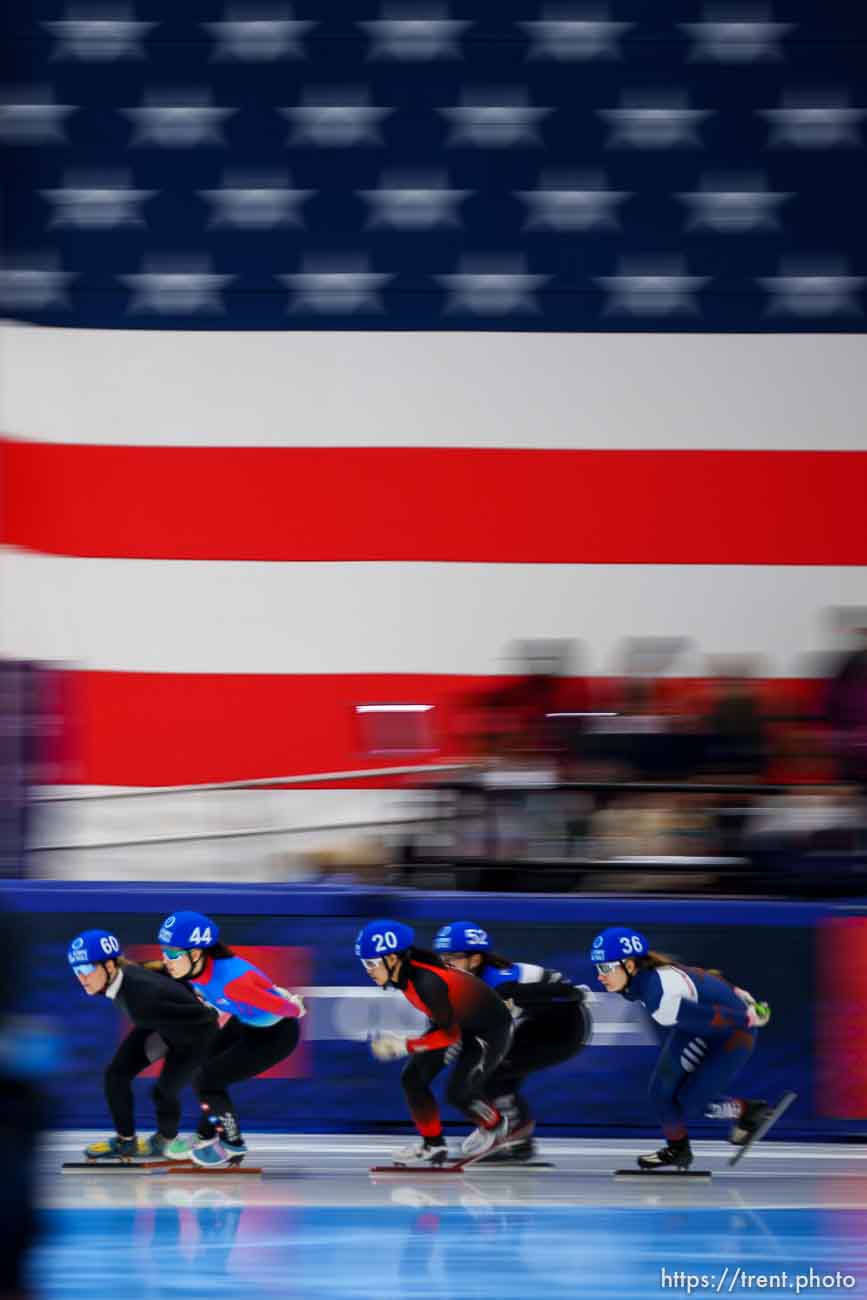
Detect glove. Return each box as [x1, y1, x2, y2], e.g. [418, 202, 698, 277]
[734, 986, 756, 1007]
[274, 987, 307, 1019]
[746, 1001, 771, 1029]
[370, 1033, 409, 1061]
[444, 1041, 462, 1066]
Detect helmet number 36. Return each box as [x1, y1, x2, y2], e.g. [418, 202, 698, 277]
[620, 935, 644, 955]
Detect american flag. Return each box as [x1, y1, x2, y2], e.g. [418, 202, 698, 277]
[1, 1, 865, 786]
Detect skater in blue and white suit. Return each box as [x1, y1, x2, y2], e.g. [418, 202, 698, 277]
[591, 927, 773, 1170]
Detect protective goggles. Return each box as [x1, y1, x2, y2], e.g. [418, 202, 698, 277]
[595, 961, 623, 975]
[161, 947, 186, 961]
[360, 957, 385, 972]
[72, 963, 96, 976]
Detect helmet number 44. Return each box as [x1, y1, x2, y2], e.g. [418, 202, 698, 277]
[188, 926, 212, 946]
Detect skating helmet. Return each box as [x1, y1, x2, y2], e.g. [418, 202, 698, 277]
[158, 911, 219, 950]
[590, 926, 649, 966]
[355, 919, 414, 961]
[434, 921, 491, 954]
[67, 929, 121, 969]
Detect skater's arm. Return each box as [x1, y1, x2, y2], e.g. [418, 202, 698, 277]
[222, 970, 305, 1018]
[126, 975, 218, 1029]
[642, 968, 750, 1032]
[495, 967, 584, 1007]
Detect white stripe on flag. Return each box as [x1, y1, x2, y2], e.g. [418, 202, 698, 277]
[2, 323, 865, 449]
[1, 549, 862, 673]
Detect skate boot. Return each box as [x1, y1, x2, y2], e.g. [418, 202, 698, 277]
[461, 1114, 509, 1160]
[637, 1137, 693, 1171]
[479, 1104, 537, 1163]
[138, 1133, 175, 1158]
[190, 1135, 248, 1169]
[84, 1135, 150, 1162]
[163, 1135, 197, 1161]
[393, 1138, 449, 1167]
[730, 1099, 772, 1147]
[479, 1136, 537, 1164]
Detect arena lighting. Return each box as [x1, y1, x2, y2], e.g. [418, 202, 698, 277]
[355, 704, 434, 713]
[545, 711, 619, 718]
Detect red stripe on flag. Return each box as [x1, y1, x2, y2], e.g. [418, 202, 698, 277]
[3, 440, 866, 564]
[67, 670, 823, 786]
[77, 671, 483, 786]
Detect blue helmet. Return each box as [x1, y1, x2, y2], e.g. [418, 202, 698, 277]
[355, 919, 414, 961]
[158, 911, 219, 950]
[434, 921, 491, 954]
[590, 926, 649, 966]
[68, 929, 121, 969]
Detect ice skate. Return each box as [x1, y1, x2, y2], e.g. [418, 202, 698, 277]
[84, 1135, 152, 1163]
[461, 1114, 509, 1160]
[478, 1136, 538, 1164]
[637, 1138, 693, 1171]
[190, 1135, 248, 1169]
[163, 1135, 198, 1161]
[729, 1099, 772, 1146]
[392, 1138, 450, 1167]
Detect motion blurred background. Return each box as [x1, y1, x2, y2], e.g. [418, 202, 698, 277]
[1, 0, 867, 1187]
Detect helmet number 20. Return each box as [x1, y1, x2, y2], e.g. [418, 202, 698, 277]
[374, 931, 398, 953]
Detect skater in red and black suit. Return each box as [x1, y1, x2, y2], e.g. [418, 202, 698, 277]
[356, 919, 516, 1166]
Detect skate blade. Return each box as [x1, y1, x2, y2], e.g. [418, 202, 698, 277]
[62, 1160, 184, 1173]
[472, 1160, 555, 1170]
[728, 1090, 797, 1168]
[615, 1168, 712, 1180]
[370, 1164, 464, 1176]
[456, 1121, 536, 1171]
[371, 1122, 537, 1176]
[169, 1164, 261, 1175]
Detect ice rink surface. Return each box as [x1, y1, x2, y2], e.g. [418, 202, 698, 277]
[34, 1133, 867, 1299]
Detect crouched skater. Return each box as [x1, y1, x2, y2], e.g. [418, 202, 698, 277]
[434, 920, 590, 1162]
[69, 928, 219, 1162]
[356, 919, 523, 1166]
[591, 926, 774, 1170]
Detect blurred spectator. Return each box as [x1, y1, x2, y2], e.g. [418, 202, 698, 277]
[699, 659, 767, 779]
[308, 836, 393, 886]
[586, 789, 715, 861]
[747, 784, 863, 859]
[824, 622, 867, 786]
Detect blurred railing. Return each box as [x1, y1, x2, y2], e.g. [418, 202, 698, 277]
[24, 763, 470, 881]
[22, 764, 867, 896]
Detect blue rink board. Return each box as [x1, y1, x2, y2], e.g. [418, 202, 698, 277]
[31, 1204, 867, 1300]
[3, 883, 867, 1136]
